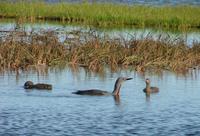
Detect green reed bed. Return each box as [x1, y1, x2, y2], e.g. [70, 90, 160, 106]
[0, 29, 200, 73]
[0, 2, 200, 29]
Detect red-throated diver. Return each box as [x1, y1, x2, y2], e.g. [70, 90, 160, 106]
[73, 77, 132, 96]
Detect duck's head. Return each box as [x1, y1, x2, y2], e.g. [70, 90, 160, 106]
[119, 77, 133, 82]
[24, 81, 34, 89]
[113, 77, 133, 95]
[115, 77, 133, 85]
[145, 78, 150, 84]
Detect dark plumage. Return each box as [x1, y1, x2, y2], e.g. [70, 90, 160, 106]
[24, 81, 52, 90]
[24, 81, 34, 89]
[73, 89, 109, 96]
[73, 77, 132, 96]
[143, 78, 159, 93]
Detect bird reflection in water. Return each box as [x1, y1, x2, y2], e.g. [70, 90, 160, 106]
[113, 95, 121, 105]
[145, 93, 151, 102]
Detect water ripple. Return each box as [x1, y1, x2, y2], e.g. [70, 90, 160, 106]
[1, 68, 200, 135]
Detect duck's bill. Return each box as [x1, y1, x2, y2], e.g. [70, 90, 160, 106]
[126, 78, 133, 80]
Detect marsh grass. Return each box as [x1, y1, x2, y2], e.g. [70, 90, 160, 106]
[0, 2, 200, 29]
[0, 30, 68, 71]
[0, 28, 200, 73]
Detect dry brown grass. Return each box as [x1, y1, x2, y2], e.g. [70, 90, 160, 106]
[0, 30, 68, 70]
[0, 29, 200, 73]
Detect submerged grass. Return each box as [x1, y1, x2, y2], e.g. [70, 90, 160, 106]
[0, 28, 200, 73]
[0, 2, 200, 29]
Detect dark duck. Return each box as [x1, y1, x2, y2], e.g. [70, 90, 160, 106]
[143, 78, 159, 94]
[24, 81, 52, 90]
[73, 77, 132, 96]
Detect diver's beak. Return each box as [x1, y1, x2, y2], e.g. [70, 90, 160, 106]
[126, 78, 133, 80]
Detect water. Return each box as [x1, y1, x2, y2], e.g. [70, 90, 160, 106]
[0, 21, 200, 46]
[1, 67, 200, 135]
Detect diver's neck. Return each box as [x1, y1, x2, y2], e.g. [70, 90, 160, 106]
[112, 85, 121, 96]
[146, 83, 151, 92]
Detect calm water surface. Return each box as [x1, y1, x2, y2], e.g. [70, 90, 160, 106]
[0, 67, 200, 135]
[0, 21, 200, 45]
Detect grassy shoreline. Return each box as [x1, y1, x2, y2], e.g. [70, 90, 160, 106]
[0, 29, 200, 73]
[0, 2, 200, 29]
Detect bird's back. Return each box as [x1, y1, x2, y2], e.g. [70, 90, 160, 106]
[34, 83, 52, 90]
[143, 87, 159, 93]
[73, 89, 110, 96]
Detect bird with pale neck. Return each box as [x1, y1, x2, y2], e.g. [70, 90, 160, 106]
[73, 77, 133, 96]
[143, 78, 159, 94]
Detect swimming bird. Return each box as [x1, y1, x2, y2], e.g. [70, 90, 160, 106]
[73, 77, 133, 96]
[24, 81, 52, 90]
[143, 78, 159, 93]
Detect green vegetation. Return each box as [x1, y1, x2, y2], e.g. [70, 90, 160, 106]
[0, 2, 200, 29]
[0, 29, 200, 73]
